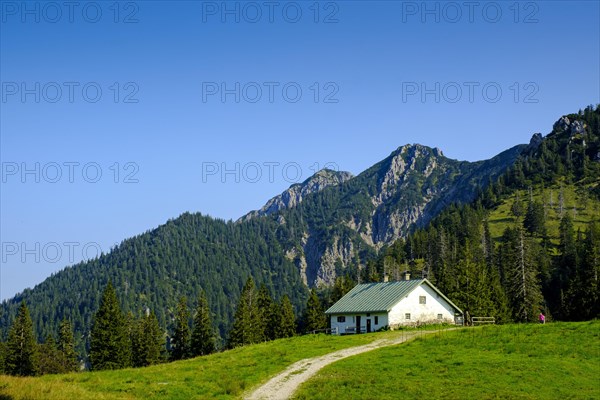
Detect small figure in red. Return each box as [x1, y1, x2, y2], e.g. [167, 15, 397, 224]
[539, 312, 545, 324]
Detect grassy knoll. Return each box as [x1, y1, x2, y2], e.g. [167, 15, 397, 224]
[0, 330, 410, 400]
[293, 321, 600, 400]
[487, 183, 600, 244]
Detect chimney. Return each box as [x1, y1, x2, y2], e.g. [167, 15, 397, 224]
[383, 274, 389, 283]
[404, 272, 411, 281]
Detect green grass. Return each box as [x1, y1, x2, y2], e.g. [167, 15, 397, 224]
[488, 183, 600, 244]
[0, 330, 406, 400]
[293, 321, 600, 400]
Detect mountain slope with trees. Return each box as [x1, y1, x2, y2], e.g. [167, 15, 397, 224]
[362, 105, 600, 322]
[1, 106, 598, 366]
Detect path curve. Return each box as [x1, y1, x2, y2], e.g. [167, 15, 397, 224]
[245, 330, 441, 400]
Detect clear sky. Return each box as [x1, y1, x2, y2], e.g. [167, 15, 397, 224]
[1, 0, 599, 301]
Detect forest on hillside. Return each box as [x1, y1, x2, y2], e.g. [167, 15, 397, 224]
[352, 105, 600, 323]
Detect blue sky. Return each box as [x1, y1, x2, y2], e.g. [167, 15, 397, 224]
[1, 0, 599, 300]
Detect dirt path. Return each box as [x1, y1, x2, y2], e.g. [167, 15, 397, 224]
[245, 330, 440, 400]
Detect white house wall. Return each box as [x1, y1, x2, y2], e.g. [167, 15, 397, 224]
[329, 313, 388, 335]
[388, 283, 456, 326]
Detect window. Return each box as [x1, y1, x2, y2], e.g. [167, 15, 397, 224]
[419, 296, 426, 304]
[337, 316, 346, 323]
[437, 314, 443, 320]
[405, 313, 411, 320]
[374, 316, 379, 325]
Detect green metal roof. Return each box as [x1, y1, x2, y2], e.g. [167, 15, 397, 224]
[325, 279, 463, 315]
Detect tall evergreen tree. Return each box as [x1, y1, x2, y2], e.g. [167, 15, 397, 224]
[228, 278, 261, 348]
[191, 291, 216, 357]
[276, 295, 296, 338]
[302, 289, 327, 333]
[256, 285, 276, 342]
[38, 335, 64, 375]
[0, 341, 6, 374]
[57, 318, 78, 372]
[564, 222, 600, 320]
[524, 200, 546, 237]
[132, 311, 164, 367]
[90, 281, 131, 370]
[171, 297, 191, 361]
[502, 227, 543, 322]
[5, 301, 38, 376]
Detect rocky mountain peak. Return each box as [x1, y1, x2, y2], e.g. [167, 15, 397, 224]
[239, 169, 354, 221]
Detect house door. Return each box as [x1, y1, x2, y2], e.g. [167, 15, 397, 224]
[366, 319, 372, 333]
[356, 316, 361, 333]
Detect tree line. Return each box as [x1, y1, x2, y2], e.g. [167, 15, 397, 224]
[0, 278, 330, 376]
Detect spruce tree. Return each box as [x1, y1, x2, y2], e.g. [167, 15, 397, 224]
[58, 319, 78, 372]
[228, 278, 261, 348]
[0, 341, 6, 374]
[171, 297, 191, 361]
[90, 281, 131, 370]
[5, 301, 38, 376]
[257, 285, 275, 341]
[144, 311, 164, 365]
[191, 291, 215, 357]
[38, 335, 63, 375]
[276, 295, 296, 338]
[302, 289, 326, 333]
[132, 311, 164, 367]
[524, 200, 546, 237]
[503, 227, 543, 322]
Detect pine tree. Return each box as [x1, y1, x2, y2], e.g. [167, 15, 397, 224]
[5, 301, 38, 376]
[257, 285, 275, 342]
[58, 319, 78, 372]
[565, 222, 600, 320]
[302, 289, 326, 333]
[190, 291, 215, 357]
[276, 295, 296, 338]
[228, 278, 261, 348]
[132, 311, 164, 367]
[38, 335, 63, 375]
[331, 276, 354, 305]
[145, 311, 164, 365]
[503, 227, 543, 322]
[90, 281, 131, 370]
[524, 200, 546, 237]
[0, 341, 6, 374]
[171, 297, 191, 361]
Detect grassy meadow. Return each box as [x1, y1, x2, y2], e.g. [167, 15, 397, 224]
[1, 322, 597, 399]
[0, 330, 403, 400]
[487, 183, 600, 244]
[293, 321, 600, 400]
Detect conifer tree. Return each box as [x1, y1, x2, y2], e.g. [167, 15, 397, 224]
[228, 278, 261, 347]
[191, 291, 215, 357]
[0, 341, 6, 374]
[90, 281, 131, 370]
[132, 311, 164, 367]
[58, 319, 78, 372]
[38, 335, 63, 375]
[276, 295, 296, 338]
[257, 285, 275, 341]
[524, 200, 546, 237]
[302, 289, 327, 333]
[502, 227, 543, 322]
[171, 297, 191, 361]
[5, 301, 38, 376]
